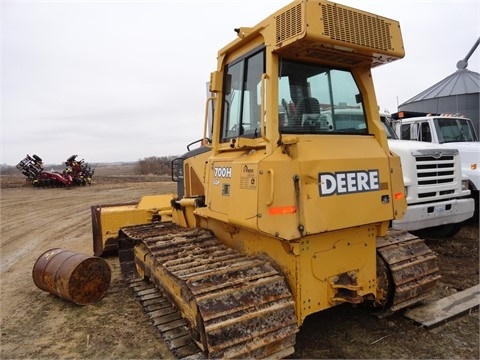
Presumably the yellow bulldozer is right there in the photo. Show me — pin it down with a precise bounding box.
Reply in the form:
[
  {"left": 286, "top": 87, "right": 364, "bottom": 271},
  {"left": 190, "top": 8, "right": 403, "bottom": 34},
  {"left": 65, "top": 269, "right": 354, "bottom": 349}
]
[{"left": 91, "top": 0, "right": 440, "bottom": 358}]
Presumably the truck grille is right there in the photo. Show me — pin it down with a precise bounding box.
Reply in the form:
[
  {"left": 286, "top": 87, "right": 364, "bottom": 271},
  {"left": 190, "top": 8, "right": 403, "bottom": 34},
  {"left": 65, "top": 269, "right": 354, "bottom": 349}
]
[{"left": 415, "top": 154, "right": 456, "bottom": 199}]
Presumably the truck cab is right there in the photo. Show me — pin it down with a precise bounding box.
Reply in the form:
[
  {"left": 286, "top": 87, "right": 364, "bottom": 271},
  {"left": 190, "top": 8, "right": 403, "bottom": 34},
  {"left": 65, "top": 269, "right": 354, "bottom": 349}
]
[
  {"left": 382, "top": 113, "right": 474, "bottom": 237},
  {"left": 392, "top": 113, "right": 479, "bottom": 218}
]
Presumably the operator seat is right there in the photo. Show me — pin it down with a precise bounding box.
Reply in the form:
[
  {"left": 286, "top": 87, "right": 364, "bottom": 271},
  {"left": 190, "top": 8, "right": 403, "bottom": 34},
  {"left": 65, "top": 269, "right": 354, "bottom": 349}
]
[{"left": 294, "top": 97, "right": 321, "bottom": 129}]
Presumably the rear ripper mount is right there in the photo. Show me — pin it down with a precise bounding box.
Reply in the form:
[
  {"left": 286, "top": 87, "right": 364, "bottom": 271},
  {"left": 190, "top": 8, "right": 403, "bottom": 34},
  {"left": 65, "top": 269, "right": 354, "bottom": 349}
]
[{"left": 118, "top": 222, "right": 298, "bottom": 359}]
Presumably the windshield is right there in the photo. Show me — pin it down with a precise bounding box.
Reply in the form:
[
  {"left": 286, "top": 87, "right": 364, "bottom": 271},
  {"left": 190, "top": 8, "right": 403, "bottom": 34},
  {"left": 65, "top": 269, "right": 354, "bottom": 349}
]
[
  {"left": 278, "top": 59, "right": 368, "bottom": 135},
  {"left": 434, "top": 118, "right": 478, "bottom": 143},
  {"left": 380, "top": 116, "right": 398, "bottom": 139}
]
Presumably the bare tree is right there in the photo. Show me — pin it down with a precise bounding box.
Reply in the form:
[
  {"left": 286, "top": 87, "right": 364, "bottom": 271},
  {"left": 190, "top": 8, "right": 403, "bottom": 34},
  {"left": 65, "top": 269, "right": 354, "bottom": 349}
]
[{"left": 135, "top": 156, "right": 176, "bottom": 175}]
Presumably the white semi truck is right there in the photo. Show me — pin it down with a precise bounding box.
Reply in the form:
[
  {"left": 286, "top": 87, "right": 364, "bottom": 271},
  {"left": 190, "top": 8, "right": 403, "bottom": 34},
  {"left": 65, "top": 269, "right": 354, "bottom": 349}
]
[
  {"left": 392, "top": 112, "right": 479, "bottom": 219},
  {"left": 319, "top": 109, "right": 474, "bottom": 238}
]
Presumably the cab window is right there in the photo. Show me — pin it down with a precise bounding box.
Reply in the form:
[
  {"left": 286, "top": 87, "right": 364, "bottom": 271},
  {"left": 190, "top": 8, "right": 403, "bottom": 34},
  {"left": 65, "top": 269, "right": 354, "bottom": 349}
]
[
  {"left": 278, "top": 59, "right": 367, "bottom": 135},
  {"left": 420, "top": 122, "right": 432, "bottom": 142},
  {"left": 221, "top": 48, "right": 265, "bottom": 142},
  {"left": 400, "top": 124, "right": 411, "bottom": 140}
]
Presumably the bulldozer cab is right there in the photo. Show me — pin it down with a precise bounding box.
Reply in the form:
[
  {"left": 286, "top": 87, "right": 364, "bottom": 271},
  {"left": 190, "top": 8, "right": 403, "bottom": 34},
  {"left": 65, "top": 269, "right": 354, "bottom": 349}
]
[
  {"left": 179, "top": 0, "right": 407, "bottom": 240},
  {"left": 219, "top": 55, "right": 369, "bottom": 137}
]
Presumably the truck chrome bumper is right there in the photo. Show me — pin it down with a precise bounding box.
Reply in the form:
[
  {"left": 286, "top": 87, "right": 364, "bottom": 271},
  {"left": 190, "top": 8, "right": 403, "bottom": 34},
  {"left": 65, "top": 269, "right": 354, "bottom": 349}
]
[{"left": 392, "top": 198, "right": 475, "bottom": 231}]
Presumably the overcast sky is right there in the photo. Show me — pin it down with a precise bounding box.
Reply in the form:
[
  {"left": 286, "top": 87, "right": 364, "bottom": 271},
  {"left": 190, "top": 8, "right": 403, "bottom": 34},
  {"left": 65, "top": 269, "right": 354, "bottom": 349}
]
[{"left": 2, "top": 0, "right": 479, "bottom": 166}]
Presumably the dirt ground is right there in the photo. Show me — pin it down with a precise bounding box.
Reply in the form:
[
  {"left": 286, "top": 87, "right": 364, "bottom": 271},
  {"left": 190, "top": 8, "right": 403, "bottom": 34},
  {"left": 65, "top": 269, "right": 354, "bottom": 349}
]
[{"left": 1, "top": 172, "right": 478, "bottom": 359}]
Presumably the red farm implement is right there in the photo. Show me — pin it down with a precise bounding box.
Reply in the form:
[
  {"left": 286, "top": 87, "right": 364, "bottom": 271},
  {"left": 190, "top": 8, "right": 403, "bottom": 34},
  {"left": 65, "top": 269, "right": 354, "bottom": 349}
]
[{"left": 16, "top": 154, "right": 94, "bottom": 188}]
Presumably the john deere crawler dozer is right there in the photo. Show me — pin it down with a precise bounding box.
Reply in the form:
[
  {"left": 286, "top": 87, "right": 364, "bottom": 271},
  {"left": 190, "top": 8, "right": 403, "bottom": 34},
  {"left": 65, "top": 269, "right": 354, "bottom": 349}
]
[{"left": 91, "top": 1, "right": 440, "bottom": 357}]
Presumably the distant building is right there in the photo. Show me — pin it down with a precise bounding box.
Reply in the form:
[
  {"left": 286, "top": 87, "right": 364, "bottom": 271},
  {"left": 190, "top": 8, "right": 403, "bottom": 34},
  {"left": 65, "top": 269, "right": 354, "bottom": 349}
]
[
  {"left": 398, "top": 38, "right": 480, "bottom": 136},
  {"left": 398, "top": 69, "right": 480, "bottom": 135}
]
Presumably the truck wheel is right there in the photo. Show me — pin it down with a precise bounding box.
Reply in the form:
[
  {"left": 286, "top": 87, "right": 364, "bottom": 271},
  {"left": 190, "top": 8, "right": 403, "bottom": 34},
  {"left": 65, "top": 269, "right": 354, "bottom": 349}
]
[{"left": 411, "top": 222, "right": 463, "bottom": 239}]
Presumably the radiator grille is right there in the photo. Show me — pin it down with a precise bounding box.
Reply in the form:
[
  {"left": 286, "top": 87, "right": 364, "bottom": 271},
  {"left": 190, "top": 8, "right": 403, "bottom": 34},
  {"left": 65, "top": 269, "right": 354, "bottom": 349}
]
[
  {"left": 416, "top": 155, "right": 456, "bottom": 199},
  {"left": 275, "top": 3, "right": 303, "bottom": 43},
  {"left": 321, "top": 3, "right": 392, "bottom": 51}
]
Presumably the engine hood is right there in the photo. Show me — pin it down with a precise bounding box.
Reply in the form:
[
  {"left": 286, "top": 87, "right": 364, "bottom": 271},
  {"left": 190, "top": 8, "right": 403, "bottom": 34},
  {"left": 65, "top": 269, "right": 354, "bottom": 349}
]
[
  {"left": 387, "top": 139, "right": 458, "bottom": 156},
  {"left": 442, "top": 142, "right": 480, "bottom": 163}
]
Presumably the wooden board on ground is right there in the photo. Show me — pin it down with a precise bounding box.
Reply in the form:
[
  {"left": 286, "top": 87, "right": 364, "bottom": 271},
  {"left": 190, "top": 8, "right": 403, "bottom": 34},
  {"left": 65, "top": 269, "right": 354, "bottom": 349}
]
[{"left": 404, "top": 284, "right": 480, "bottom": 328}]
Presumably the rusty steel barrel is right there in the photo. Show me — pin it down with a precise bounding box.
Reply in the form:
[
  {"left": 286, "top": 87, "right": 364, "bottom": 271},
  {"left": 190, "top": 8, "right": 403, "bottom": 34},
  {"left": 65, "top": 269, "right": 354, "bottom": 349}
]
[{"left": 32, "top": 248, "right": 111, "bottom": 305}]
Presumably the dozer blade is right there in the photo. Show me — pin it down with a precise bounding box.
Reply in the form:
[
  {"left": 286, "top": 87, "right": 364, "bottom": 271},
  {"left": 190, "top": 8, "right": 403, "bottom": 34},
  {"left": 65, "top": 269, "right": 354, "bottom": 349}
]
[
  {"left": 91, "top": 194, "right": 174, "bottom": 257},
  {"left": 377, "top": 230, "right": 441, "bottom": 315},
  {"left": 118, "top": 222, "right": 298, "bottom": 359}
]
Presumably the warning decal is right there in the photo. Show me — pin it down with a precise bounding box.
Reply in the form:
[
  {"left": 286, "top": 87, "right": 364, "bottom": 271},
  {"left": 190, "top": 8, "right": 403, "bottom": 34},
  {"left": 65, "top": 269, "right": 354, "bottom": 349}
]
[{"left": 240, "top": 164, "right": 257, "bottom": 190}]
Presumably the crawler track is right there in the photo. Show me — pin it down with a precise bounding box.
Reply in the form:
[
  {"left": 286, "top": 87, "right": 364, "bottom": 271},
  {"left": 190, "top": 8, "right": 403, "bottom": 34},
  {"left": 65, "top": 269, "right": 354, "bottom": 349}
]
[
  {"left": 118, "top": 222, "right": 298, "bottom": 359},
  {"left": 376, "top": 230, "right": 441, "bottom": 315},
  {"left": 117, "top": 223, "right": 440, "bottom": 358}
]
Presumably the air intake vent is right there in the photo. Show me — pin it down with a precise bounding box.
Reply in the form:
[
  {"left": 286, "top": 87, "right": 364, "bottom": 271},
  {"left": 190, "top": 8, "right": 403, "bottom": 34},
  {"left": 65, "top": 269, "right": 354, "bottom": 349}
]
[
  {"left": 275, "top": 3, "right": 304, "bottom": 44},
  {"left": 321, "top": 3, "right": 392, "bottom": 51}
]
